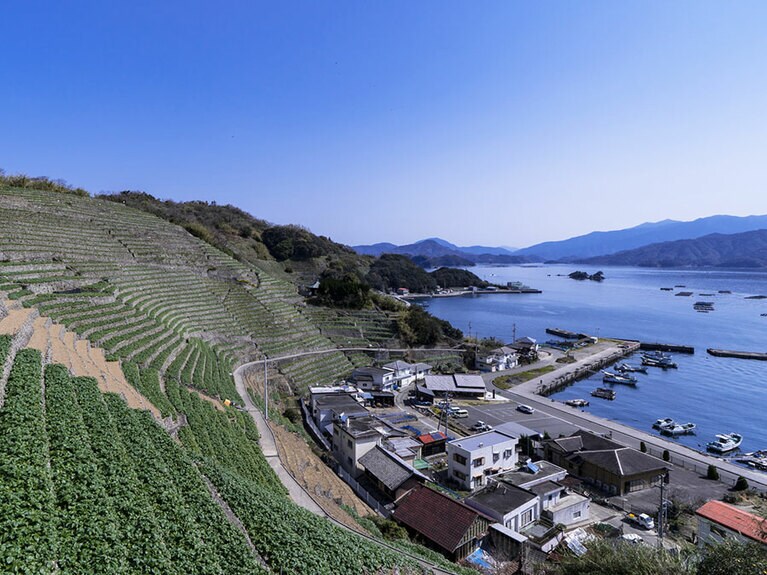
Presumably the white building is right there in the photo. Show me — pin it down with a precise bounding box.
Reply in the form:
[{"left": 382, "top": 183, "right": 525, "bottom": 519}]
[
  {"left": 349, "top": 366, "right": 396, "bottom": 392},
  {"left": 447, "top": 430, "right": 518, "bottom": 491},
  {"left": 476, "top": 346, "right": 519, "bottom": 372},
  {"left": 383, "top": 360, "right": 415, "bottom": 386},
  {"left": 332, "top": 414, "right": 405, "bottom": 478}
]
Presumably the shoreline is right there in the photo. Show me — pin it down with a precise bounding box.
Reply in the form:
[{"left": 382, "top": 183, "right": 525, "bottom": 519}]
[{"left": 402, "top": 288, "right": 542, "bottom": 299}]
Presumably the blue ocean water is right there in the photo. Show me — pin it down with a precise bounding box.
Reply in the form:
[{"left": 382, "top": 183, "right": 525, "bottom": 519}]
[{"left": 424, "top": 265, "right": 767, "bottom": 455}]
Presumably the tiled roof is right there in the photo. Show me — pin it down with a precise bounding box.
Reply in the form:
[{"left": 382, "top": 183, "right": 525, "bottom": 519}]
[
  {"left": 573, "top": 447, "right": 667, "bottom": 477},
  {"left": 393, "top": 486, "right": 482, "bottom": 553},
  {"left": 696, "top": 500, "right": 767, "bottom": 544},
  {"left": 359, "top": 446, "right": 413, "bottom": 491}
]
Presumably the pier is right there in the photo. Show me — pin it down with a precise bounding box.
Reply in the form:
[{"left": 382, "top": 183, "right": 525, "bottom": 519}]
[
  {"left": 536, "top": 340, "right": 640, "bottom": 396},
  {"left": 545, "top": 327, "right": 590, "bottom": 340},
  {"left": 639, "top": 342, "right": 695, "bottom": 354},
  {"left": 707, "top": 348, "right": 767, "bottom": 361}
]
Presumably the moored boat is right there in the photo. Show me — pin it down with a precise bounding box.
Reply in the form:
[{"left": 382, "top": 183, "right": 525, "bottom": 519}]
[
  {"left": 661, "top": 422, "right": 696, "bottom": 436},
  {"left": 615, "top": 363, "right": 647, "bottom": 374},
  {"left": 602, "top": 371, "right": 638, "bottom": 385},
  {"left": 641, "top": 356, "right": 678, "bottom": 369},
  {"left": 565, "top": 398, "right": 590, "bottom": 407},
  {"left": 653, "top": 418, "right": 675, "bottom": 430},
  {"left": 591, "top": 388, "right": 616, "bottom": 400},
  {"left": 706, "top": 433, "right": 743, "bottom": 454}
]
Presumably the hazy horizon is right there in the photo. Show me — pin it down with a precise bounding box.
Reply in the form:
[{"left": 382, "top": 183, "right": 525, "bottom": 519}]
[{"left": 3, "top": 2, "right": 766, "bottom": 246}]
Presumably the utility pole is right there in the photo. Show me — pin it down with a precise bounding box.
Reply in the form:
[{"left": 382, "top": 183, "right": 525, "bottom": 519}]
[
  {"left": 658, "top": 473, "right": 666, "bottom": 545},
  {"left": 512, "top": 322, "right": 517, "bottom": 344},
  {"left": 263, "top": 354, "right": 269, "bottom": 421}
]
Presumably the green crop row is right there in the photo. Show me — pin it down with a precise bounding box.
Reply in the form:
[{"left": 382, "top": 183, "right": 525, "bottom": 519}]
[{"left": 0, "top": 349, "right": 58, "bottom": 573}]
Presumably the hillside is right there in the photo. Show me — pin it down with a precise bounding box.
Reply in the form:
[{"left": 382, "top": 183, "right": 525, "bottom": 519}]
[
  {"left": 353, "top": 237, "right": 527, "bottom": 265},
  {"left": 514, "top": 214, "right": 767, "bottom": 261},
  {"left": 580, "top": 229, "right": 767, "bottom": 268},
  {"left": 0, "top": 184, "right": 463, "bottom": 574}
]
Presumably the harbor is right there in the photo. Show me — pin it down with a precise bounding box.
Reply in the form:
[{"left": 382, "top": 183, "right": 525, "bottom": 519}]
[{"left": 425, "top": 264, "right": 767, "bottom": 479}]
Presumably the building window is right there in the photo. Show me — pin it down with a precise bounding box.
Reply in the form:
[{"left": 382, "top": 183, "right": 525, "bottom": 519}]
[
  {"left": 472, "top": 457, "right": 485, "bottom": 467},
  {"left": 474, "top": 475, "right": 484, "bottom": 487},
  {"left": 503, "top": 449, "right": 513, "bottom": 458},
  {"left": 453, "top": 470, "right": 467, "bottom": 480},
  {"left": 347, "top": 457, "right": 352, "bottom": 465},
  {"left": 453, "top": 454, "right": 467, "bottom": 465},
  {"left": 573, "top": 511, "right": 581, "bottom": 519},
  {"left": 347, "top": 439, "right": 352, "bottom": 449},
  {"left": 493, "top": 453, "right": 500, "bottom": 463},
  {"left": 521, "top": 509, "right": 533, "bottom": 527}
]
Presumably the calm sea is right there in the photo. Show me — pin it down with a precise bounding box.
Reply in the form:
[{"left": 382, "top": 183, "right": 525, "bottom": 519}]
[{"left": 423, "top": 265, "right": 767, "bottom": 455}]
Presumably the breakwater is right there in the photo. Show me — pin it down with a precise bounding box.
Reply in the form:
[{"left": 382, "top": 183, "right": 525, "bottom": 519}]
[
  {"left": 707, "top": 348, "right": 767, "bottom": 361},
  {"left": 639, "top": 342, "right": 695, "bottom": 354}
]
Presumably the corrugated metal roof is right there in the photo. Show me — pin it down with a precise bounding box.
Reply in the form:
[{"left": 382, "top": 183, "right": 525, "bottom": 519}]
[{"left": 696, "top": 500, "right": 767, "bottom": 544}]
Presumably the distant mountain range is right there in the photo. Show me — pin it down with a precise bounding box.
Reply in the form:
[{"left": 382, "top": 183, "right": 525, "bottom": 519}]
[
  {"left": 514, "top": 214, "right": 767, "bottom": 261},
  {"left": 580, "top": 229, "right": 767, "bottom": 269},
  {"left": 354, "top": 214, "right": 767, "bottom": 268},
  {"left": 353, "top": 238, "right": 526, "bottom": 267}
]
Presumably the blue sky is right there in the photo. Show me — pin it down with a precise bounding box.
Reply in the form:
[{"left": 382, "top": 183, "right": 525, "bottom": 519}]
[{"left": 2, "top": 1, "right": 766, "bottom": 247}]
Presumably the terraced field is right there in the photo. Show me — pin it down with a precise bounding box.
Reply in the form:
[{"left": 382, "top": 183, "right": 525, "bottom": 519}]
[
  {"left": 0, "top": 187, "right": 358, "bottom": 396},
  {"left": 0, "top": 186, "right": 438, "bottom": 574}
]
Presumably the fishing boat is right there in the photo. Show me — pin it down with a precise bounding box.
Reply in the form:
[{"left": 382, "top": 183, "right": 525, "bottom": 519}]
[
  {"left": 693, "top": 301, "right": 714, "bottom": 312},
  {"left": 615, "top": 363, "right": 647, "bottom": 374},
  {"left": 565, "top": 398, "right": 590, "bottom": 407},
  {"left": 706, "top": 433, "right": 743, "bottom": 454},
  {"left": 602, "top": 371, "right": 638, "bottom": 385},
  {"left": 591, "top": 388, "right": 616, "bottom": 400},
  {"left": 661, "top": 422, "right": 696, "bottom": 436},
  {"left": 641, "top": 355, "right": 677, "bottom": 369},
  {"left": 653, "top": 418, "right": 675, "bottom": 430}
]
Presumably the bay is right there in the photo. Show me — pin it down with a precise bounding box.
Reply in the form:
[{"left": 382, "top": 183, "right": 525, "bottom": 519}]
[{"left": 424, "top": 265, "right": 767, "bottom": 457}]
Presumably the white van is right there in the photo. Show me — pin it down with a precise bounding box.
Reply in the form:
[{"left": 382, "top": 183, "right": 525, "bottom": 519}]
[{"left": 451, "top": 408, "right": 469, "bottom": 418}]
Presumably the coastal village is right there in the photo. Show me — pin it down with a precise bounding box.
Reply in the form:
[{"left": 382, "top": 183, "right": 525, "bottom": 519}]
[{"left": 300, "top": 332, "right": 767, "bottom": 572}]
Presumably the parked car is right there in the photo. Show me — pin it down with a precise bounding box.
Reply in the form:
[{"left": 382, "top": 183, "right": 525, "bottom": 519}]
[
  {"left": 471, "top": 421, "right": 492, "bottom": 432},
  {"left": 627, "top": 513, "right": 655, "bottom": 530},
  {"left": 620, "top": 533, "right": 644, "bottom": 545},
  {"left": 517, "top": 404, "right": 535, "bottom": 414},
  {"left": 450, "top": 408, "right": 469, "bottom": 418}
]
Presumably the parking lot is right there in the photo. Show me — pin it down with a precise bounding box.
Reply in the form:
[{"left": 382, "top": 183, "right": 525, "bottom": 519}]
[{"left": 456, "top": 400, "right": 580, "bottom": 439}]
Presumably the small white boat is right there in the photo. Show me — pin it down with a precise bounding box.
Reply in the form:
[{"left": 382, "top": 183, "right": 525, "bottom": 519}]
[
  {"left": 706, "top": 433, "right": 743, "bottom": 454},
  {"left": 661, "top": 422, "right": 696, "bottom": 436},
  {"left": 615, "top": 363, "right": 647, "bottom": 374},
  {"left": 653, "top": 418, "right": 675, "bottom": 430}
]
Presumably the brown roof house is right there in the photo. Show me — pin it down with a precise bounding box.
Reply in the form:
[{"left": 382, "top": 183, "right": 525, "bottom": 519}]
[
  {"left": 358, "top": 445, "right": 427, "bottom": 504},
  {"left": 541, "top": 430, "right": 668, "bottom": 496},
  {"left": 393, "top": 485, "right": 491, "bottom": 560}
]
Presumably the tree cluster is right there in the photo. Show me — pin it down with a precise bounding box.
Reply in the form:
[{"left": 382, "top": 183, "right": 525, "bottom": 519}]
[
  {"left": 366, "top": 254, "right": 438, "bottom": 293},
  {"left": 397, "top": 306, "right": 463, "bottom": 346},
  {"left": 261, "top": 225, "right": 353, "bottom": 261}
]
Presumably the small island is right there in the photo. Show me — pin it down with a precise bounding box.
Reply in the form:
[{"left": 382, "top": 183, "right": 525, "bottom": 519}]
[{"left": 568, "top": 270, "right": 605, "bottom": 282}]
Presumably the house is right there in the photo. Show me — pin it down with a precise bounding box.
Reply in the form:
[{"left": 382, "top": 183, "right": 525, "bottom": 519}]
[
  {"left": 384, "top": 436, "right": 423, "bottom": 463},
  {"left": 349, "top": 366, "right": 396, "bottom": 392},
  {"left": 465, "top": 482, "right": 539, "bottom": 532},
  {"left": 541, "top": 430, "right": 668, "bottom": 496},
  {"left": 332, "top": 414, "right": 405, "bottom": 478},
  {"left": 498, "top": 460, "right": 590, "bottom": 527},
  {"left": 396, "top": 287, "right": 410, "bottom": 296},
  {"left": 417, "top": 374, "right": 487, "bottom": 401},
  {"left": 476, "top": 346, "right": 519, "bottom": 372},
  {"left": 696, "top": 500, "right": 767, "bottom": 549},
  {"left": 383, "top": 360, "right": 415, "bottom": 386},
  {"left": 308, "top": 388, "right": 368, "bottom": 434},
  {"left": 358, "top": 445, "right": 427, "bottom": 503},
  {"left": 393, "top": 485, "right": 491, "bottom": 560},
  {"left": 412, "top": 362, "right": 432, "bottom": 381},
  {"left": 510, "top": 337, "right": 539, "bottom": 361},
  {"left": 447, "top": 430, "right": 519, "bottom": 491},
  {"left": 417, "top": 431, "right": 448, "bottom": 457}
]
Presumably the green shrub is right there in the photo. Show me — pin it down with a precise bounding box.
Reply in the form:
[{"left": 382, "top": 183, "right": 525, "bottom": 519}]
[
  {"left": 733, "top": 476, "right": 749, "bottom": 491},
  {"left": 707, "top": 464, "right": 720, "bottom": 480}
]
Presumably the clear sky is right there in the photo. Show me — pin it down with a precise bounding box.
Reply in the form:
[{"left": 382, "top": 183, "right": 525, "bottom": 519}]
[{"left": 2, "top": 1, "right": 766, "bottom": 248}]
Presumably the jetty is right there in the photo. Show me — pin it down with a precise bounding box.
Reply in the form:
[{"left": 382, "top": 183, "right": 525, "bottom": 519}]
[
  {"left": 639, "top": 342, "right": 694, "bottom": 354},
  {"left": 707, "top": 348, "right": 767, "bottom": 361},
  {"left": 545, "top": 327, "right": 589, "bottom": 340}
]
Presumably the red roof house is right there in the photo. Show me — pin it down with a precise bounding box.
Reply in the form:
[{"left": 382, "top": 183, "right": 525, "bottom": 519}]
[{"left": 696, "top": 500, "right": 767, "bottom": 548}]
